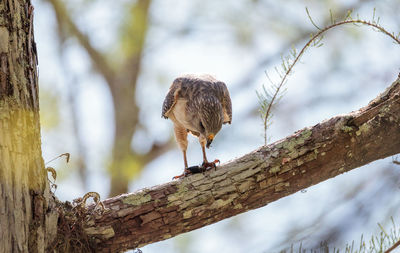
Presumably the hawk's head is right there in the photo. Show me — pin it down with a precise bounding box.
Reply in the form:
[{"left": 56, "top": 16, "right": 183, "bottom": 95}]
[{"left": 200, "top": 97, "right": 223, "bottom": 148}]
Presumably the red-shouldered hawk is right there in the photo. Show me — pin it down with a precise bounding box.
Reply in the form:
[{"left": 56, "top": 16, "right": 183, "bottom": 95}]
[{"left": 162, "top": 74, "right": 232, "bottom": 178}]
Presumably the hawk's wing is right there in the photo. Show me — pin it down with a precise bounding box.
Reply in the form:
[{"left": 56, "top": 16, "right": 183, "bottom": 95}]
[
  {"left": 162, "top": 80, "right": 182, "bottom": 119},
  {"left": 216, "top": 81, "right": 232, "bottom": 124}
]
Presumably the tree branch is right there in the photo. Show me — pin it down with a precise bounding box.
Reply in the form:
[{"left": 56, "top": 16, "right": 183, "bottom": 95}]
[
  {"left": 82, "top": 76, "right": 400, "bottom": 252},
  {"left": 46, "top": 0, "right": 115, "bottom": 85},
  {"left": 385, "top": 238, "right": 400, "bottom": 253}
]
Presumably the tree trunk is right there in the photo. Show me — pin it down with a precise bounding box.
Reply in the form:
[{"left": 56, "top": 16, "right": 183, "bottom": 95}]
[
  {"left": 108, "top": 0, "right": 151, "bottom": 197},
  {"left": 1, "top": 2, "right": 399, "bottom": 252},
  {"left": 0, "top": 1, "right": 57, "bottom": 252},
  {"left": 83, "top": 77, "right": 400, "bottom": 252},
  {"left": 46, "top": 0, "right": 153, "bottom": 197}
]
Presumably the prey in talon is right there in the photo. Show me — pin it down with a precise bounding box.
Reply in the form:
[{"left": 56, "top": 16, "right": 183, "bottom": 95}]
[{"left": 162, "top": 74, "right": 232, "bottom": 179}]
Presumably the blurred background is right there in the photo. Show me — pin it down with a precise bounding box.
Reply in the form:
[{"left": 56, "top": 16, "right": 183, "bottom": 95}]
[{"left": 33, "top": 0, "right": 400, "bottom": 252}]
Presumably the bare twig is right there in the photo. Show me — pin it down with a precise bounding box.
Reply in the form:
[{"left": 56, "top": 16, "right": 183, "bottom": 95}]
[
  {"left": 258, "top": 9, "right": 400, "bottom": 145},
  {"left": 45, "top": 153, "right": 70, "bottom": 165},
  {"left": 232, "top": 0, "right": 371, "bottom": 93},
  {"left": 385, "top": 239, "right": 400, "bottom": 253}
]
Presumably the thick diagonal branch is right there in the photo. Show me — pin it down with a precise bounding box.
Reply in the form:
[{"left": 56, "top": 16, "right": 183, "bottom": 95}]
[{"left": 83, "top": 77, "right": 400, "bottom": 252}]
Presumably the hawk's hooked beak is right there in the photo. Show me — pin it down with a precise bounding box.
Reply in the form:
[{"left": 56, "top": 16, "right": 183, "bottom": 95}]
[{"left": 206, "top": 134, "right": 214, "bottom": 148}]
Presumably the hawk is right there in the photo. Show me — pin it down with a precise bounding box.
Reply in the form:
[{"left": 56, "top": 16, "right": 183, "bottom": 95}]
[{"left": 162, "top": 74, "right": 232, "bottom": 178}]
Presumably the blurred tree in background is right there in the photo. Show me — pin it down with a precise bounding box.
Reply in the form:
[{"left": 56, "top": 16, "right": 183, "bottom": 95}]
[
  {"left": 34, "top": 0, "right": 400, "bottom": 252},
  {"left": 45, "top": 0, "right": 159, "bottom": 196}
]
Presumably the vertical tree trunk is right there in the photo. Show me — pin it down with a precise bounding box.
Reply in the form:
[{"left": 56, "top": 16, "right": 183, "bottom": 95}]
[
  {"left": 0, "top": 1, "right": 58, "bottom": 252},
  {"left": 109, "top": 0, "right": 151, "bottom": 197}
]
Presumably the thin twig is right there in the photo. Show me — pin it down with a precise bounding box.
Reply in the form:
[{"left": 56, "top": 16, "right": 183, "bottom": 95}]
[
  {"left": 261, "top": 18, "right": 400, "bottom": 143},
  {"left": 385, "top": 239, "right": 400, "bottom": 253},
  {"left": 45, "top": 153, "right": 70, "bottom": 165}
]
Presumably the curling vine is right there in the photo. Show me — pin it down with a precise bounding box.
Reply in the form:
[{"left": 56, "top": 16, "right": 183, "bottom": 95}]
[{"left": 258, "top": 8, "right": 400, "bottom": 145}]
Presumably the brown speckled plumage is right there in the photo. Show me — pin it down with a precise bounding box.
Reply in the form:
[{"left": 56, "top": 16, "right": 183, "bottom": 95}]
[{"left": 162, "top": 74, "right": 232, "bottom": 170}]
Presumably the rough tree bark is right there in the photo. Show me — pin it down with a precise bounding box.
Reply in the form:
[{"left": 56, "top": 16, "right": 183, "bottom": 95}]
[
  {"left": 81, "top": 76, "right": 400, "bottom": 252},
  {"left": 1, "top": 2, "right": 399, "bottom": 252},
  {"left": 0, "top": 1, "right": 57, "bottom": 252}
]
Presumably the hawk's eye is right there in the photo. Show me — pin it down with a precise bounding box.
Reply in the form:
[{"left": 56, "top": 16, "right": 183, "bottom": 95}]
[{"left": 199, "top": 121, "right": 205, "bottom": 132}]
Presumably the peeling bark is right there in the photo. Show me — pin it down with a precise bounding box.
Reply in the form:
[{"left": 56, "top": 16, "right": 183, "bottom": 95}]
[
  {"left": 0, "top": 1, "right": 57, "bottom": 252},
  {"left": 83, "top": 77, "right": 400, "bottom": 252}
]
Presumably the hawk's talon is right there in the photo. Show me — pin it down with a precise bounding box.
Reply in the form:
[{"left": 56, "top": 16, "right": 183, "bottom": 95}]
[
  {"left": 172, "top": 169, "right": 192, "bottom": 180},
  {"left": 201, "top": 159, "right": 220, "bottom": 171},
  {"left": 172, "top": 174, "right": 183, "bottom": 180},
  {"left": 213, "top": 159, "right": 220, "bottom": 171}
]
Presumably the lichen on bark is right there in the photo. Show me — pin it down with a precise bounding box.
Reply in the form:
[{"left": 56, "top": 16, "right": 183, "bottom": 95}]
[
  {"left": 80, "top": 77, "right": 400, "bottom": 253},
  {"left": 1, "top": 0, "right": 58, "bottom": 252}
]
